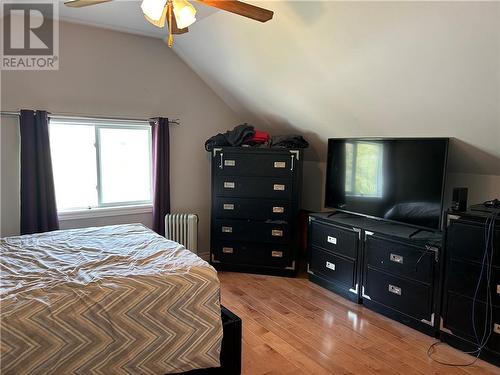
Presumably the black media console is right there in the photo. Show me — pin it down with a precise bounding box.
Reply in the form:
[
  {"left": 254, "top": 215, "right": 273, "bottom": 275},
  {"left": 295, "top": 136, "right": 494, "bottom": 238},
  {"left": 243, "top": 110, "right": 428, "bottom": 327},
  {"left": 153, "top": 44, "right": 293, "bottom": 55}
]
[
  {"left": 308, "top": 212, "right": 442, "bottom": 336},
  {"left": 308, "top": 209, "right": 500, "bottom": 366}
]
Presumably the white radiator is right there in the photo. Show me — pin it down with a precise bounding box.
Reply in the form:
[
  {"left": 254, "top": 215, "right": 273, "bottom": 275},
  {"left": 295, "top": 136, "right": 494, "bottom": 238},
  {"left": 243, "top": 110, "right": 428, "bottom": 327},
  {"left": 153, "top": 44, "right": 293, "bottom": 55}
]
[{"left": 164, "top": 213, "right": 198, "bottom": 253}]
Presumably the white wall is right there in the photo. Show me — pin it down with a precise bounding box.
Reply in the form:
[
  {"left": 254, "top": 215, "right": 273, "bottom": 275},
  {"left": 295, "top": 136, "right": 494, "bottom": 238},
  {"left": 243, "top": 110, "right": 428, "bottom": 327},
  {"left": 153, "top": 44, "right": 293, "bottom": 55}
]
[
  {"left": 0, "top": 21, "right": 242, "bottom": 255},
  {"left": 174, "top": 1, "right": 500, "bottom": 205}
]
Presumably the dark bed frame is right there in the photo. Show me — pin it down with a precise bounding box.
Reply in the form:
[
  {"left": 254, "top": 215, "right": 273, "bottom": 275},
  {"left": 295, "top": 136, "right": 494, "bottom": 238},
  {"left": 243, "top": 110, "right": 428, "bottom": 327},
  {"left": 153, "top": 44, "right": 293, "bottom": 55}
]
[{"left": 181, "top": 306, "right": 242, "bottom": 375}]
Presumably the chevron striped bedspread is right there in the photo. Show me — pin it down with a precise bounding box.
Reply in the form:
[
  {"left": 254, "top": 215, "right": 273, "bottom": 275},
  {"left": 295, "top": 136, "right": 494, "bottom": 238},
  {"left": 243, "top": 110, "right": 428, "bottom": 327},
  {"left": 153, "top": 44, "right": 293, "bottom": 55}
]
[{"left": 0, "top": 224, "right": 223, "bottom": 374}]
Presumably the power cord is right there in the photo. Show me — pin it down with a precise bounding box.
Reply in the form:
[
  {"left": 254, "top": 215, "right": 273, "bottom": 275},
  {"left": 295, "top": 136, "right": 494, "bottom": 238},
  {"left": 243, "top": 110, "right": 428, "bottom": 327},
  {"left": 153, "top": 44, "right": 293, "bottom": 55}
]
[{"left": 427, "top": 212, "right": 498, "bottom": 366}]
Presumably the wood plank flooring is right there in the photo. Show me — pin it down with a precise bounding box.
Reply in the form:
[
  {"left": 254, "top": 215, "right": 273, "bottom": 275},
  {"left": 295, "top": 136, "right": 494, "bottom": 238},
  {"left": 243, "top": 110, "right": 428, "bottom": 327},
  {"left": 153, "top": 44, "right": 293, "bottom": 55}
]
[{"left": 218, "top": 271, "right": 500, "bottom": 375}]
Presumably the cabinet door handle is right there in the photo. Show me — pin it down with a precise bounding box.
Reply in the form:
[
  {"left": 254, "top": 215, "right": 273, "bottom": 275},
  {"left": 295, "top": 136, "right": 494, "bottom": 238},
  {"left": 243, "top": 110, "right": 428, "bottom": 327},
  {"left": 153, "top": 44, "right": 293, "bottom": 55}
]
[
  {"left": 390, "top": 253, "right": 404, "bottom": 264},
  {"left": 290, "top": 154, "right": 295, "bottom": 171},
  {"left": 326, "top": 261, "right": 335, "bottom": 271},
  {"left": 271, "top": 251, "right": 283, "bottom": 258},
  {"left": 223, "top": 182, "right": 235, "bottom": 189},
  {"left": 271, "top": 229, "right": 284, "bottom": 237},
  {"left": 219, "top": 152, "right": 223, "bottom": 169},
  {"left": 224, "top": 159, "right": 236, "bottom": 167},
  {"left": 223, "top": 203, "right": 234, "bottom": 210},
  {"left": 273, "top": 184, "right": 285, "bottom": 191},
  {"left": 221, "top": 226, "right": 233, "bottom": 233},
  {"left": 274, "top": 161, "right": 286, "bottom": 169},
  {"left": 388, "top": 284, "right": 402, "bottom": 295},
  {"left": 222, "top": 247, "right": 234, "bottom": 254}
]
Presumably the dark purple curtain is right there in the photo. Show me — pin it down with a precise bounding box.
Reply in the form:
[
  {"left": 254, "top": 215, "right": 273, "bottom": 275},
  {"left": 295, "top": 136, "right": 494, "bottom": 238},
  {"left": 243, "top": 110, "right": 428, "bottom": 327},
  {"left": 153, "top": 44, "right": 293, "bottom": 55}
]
[
  {"left": 150, "top": 117, "right": 171, "bottom": 236},
  {"left": 20, "top": 109, "right": 59, "bottom": 234}
]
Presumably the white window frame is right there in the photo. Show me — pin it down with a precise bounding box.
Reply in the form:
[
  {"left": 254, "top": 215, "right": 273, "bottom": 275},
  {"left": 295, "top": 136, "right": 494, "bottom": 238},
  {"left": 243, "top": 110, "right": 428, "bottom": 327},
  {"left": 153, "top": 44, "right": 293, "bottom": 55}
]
[{"left": 49, "top": 117, "right": 153, "bottom": 220}]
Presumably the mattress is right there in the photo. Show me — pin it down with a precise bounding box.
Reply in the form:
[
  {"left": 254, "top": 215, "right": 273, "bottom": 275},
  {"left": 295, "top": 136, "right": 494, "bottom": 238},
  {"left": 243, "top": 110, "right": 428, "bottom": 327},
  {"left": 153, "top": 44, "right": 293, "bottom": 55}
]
[{"left": 0, "top": 224, "right": 223, "bottom": 374}]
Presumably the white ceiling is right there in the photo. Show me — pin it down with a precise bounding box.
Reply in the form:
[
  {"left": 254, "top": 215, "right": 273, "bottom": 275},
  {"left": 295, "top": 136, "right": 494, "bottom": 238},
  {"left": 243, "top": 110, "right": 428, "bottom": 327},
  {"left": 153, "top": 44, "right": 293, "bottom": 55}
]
[
  {"left": 58, "top": 0, "right": 218, "bottom": 39},
  {"left": 57, "top": 1, "right": 500, "bottom": 175}
]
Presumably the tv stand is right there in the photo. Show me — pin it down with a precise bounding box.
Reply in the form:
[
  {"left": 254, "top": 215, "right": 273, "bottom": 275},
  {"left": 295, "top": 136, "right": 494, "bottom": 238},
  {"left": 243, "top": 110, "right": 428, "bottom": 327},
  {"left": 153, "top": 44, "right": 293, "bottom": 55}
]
[
  {"left": 408, "top": 228, "right": 434, "bottom": 238},
  {"left": 326, "top": 211, "right": 342, "bottom": 218},
  {"left": 307, "top": 212, "right": 443, "bottom": 336}
]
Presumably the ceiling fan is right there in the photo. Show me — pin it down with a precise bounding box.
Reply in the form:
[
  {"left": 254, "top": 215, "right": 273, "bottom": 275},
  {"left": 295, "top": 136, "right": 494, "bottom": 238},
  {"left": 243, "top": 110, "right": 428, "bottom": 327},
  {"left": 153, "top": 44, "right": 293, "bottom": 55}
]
[{"left": 64, "top": 0, "right": 274, "bottom": 47}]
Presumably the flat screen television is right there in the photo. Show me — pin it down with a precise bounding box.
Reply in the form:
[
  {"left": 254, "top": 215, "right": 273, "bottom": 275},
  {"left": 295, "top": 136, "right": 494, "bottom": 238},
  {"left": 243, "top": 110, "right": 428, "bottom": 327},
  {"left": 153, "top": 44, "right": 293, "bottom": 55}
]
[{"left": 325, "top": 138, "right": 449, "bottom": 230}]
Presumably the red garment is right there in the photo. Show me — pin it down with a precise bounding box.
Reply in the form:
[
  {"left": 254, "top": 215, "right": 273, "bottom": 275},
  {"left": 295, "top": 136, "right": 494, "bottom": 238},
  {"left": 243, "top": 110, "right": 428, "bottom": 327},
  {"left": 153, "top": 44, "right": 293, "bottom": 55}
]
[{"left": 245, "top": 130, "right": 269, "bottom": 144}]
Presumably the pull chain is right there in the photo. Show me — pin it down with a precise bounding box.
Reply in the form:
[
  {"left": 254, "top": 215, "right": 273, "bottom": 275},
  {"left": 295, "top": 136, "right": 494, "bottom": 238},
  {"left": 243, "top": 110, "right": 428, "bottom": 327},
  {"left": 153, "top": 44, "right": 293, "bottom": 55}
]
[{"left": 167, "top": 1, "right": 173, "bottom": 48}]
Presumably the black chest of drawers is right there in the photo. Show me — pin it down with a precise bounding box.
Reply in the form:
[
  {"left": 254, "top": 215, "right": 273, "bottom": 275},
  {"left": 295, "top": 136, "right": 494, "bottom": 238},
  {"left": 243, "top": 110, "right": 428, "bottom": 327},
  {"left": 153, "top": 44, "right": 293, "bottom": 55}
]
[
  {"left": 308, "top": 212, "right": 442, "bottom": 336},
  {"left": 210, "top": 147, "right": 302, "bottom": 276},
  {"left": 440, "top": 210, "right": 500, "bottom": 365}
]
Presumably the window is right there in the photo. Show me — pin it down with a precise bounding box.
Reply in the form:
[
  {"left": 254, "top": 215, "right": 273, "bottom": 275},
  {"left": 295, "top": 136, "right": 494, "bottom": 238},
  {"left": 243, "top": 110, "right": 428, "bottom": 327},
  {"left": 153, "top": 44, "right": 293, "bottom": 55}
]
[
  {"left": 345, "top": 141, "right": 384, "bottom": 198},
  {"left": 49, "top": 118, "right": 152, "bottom": 212}
]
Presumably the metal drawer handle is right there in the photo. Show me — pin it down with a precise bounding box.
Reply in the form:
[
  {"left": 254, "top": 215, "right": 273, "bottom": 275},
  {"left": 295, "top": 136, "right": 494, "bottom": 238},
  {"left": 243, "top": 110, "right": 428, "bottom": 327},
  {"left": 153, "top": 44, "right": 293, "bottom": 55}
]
[
  {"left": 271, "top": 251, "right": 283, "bottom": 258},
  {"left": 224, "top": 159, "right": 236, "bottom": 167},
  {"left": 326, "top": 261, "right": 335, "bottom": 271},
  {"left": 223, "top": 203, "right": 234, "bottom": 210},
  {"left": 273, "top": 184, "right": 285, "bottom": 191},
  {"left": 223, "top": 182, "right": 235, "bottom": 189},
  {"left": 327, "top": 236, "right": 337, "bottom": 245},
  {"left": 272, "top": 206, "right": 284, "bottom": 214},
  {"left": 388, "top": 284, "right": 402, "bottom": 296},
  {"left": 274, "top": 161, "right": 286, "bottom": 168},
  {"left": 221, "top": 226, "right": 233, "bottom": 233},
  {"left": 271, "top": 229, "right": 283, "bottom": 237},
  {"left": 390, "top": 253, "right": 404, "bottom": 264},
  {"left": 222, "top": 247, "right": 234, "bottom": 254}
]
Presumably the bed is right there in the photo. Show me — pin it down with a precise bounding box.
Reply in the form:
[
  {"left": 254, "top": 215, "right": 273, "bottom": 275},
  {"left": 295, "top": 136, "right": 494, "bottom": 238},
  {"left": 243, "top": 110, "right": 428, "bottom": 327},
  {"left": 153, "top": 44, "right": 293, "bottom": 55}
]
[{"left": 0, "top": 224, "right": 224, "bottom": 374}]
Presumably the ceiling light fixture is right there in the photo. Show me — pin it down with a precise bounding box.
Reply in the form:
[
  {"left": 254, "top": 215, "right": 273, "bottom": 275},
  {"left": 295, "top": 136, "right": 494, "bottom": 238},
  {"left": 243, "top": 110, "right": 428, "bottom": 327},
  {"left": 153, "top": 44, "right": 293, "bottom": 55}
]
[
  {"left": 141, "top": 0, "right": 167, "bottom": 22},
  {"left": 141, "top": 0, "right": 196, "bottom": 47},
  {"left": 172, "top": 0, "right": 196, "bottom": 29}
]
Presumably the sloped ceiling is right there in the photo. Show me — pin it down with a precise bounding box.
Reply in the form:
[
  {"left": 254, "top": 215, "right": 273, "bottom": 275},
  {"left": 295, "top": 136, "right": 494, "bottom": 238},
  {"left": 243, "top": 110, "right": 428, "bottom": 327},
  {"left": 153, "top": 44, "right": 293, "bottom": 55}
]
[{"left": 171, "top": 1, "right": 500, "bottom": 174}]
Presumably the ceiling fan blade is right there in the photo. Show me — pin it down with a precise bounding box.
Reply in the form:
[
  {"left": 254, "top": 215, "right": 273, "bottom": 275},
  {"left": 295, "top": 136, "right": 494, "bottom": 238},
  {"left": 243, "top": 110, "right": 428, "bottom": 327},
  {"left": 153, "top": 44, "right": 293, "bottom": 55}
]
[
  {"left": 64, "top": 0, "right": 112, "bottom": 7},
  {"left": 196, "top": 1, "right": 273, "bottom": 22}
]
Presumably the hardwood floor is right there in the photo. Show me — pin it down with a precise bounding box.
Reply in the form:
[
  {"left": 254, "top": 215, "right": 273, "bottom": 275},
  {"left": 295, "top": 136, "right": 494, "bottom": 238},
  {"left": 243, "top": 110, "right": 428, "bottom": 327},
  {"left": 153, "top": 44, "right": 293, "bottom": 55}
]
[{"left": 218, "top": 271, "right": 500, "bottom": 375}]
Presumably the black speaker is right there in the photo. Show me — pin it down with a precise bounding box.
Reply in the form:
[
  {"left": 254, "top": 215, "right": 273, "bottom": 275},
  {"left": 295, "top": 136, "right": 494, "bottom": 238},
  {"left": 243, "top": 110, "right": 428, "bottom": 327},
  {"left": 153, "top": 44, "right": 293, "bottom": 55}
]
[{"left": 451, "top": 187, "right": 468, "bottom": 212}]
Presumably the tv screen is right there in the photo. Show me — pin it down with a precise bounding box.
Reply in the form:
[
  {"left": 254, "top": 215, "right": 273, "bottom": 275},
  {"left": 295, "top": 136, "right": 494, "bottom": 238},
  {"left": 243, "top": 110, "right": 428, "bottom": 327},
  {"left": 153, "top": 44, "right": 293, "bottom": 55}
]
[{"left": 325, "top": 138, "right": 449, "bottom": 230}]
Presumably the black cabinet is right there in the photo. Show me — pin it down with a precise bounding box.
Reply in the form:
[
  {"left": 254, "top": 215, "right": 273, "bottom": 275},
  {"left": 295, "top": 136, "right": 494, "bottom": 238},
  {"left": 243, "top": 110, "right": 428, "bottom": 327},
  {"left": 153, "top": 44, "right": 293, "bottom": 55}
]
[
  {"left": 308, "top": 212, "right": 442, "bottom": 335},
  {"left": 210, "top": 147, "right": 302, "bottom": 276},
  {"left": 440, "top": 210, "right": 500, "bottom": 365},
  {"left": 308, "top": 216, "right": 361, "bottom": 302}
]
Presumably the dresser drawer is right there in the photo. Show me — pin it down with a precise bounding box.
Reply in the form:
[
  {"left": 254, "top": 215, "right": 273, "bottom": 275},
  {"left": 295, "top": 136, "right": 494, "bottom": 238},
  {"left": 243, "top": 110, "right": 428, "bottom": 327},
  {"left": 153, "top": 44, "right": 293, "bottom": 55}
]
[
  {"left": 447, "top": 221, "right": 500, "bottom": 266},
  {"left": 213, "top": 219, "right": 289, "bottom": 244},
  {"left": 363, "top": 267, "right": 433, "bottom": 321},
  {"left": 214, "top": 150, "right": 297, "bottom": 177},
  {"left": 212, "top": 241, "right": 291, "bottom": 268},
  {"left": 443, "top": 292, "right": 500, "bottom": 352},
  {"left": 446, "top": 259, "right": 500, "bottom": 304},
  {"left": 213, "top": 198, "right": 291, "bottom": 221},
  {"left": 214, "top": 176, "right": 292, "bottom": 200},
  {"left": 309, "top": 220, "right": 358, "bottom": 259},
  {"left": 365, "top": 235, "right": 435, "bottom": 284},
  {"left": 309, "top": 246, "right": 356, "bottom": 288}
]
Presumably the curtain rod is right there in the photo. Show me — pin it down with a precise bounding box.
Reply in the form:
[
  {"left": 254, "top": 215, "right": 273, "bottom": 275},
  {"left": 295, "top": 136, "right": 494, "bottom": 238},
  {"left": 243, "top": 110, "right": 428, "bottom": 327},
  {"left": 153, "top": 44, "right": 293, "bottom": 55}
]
[{"left": 0, "top": 111, "right": 180, "bottom": 126}]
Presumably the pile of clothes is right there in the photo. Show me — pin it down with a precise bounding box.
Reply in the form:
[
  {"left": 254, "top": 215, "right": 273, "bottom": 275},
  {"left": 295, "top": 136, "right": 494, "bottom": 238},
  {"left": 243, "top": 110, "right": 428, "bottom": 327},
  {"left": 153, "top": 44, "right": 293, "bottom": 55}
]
[{"left": 205, "top": 123, "right": 308, "bottom": 151}]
